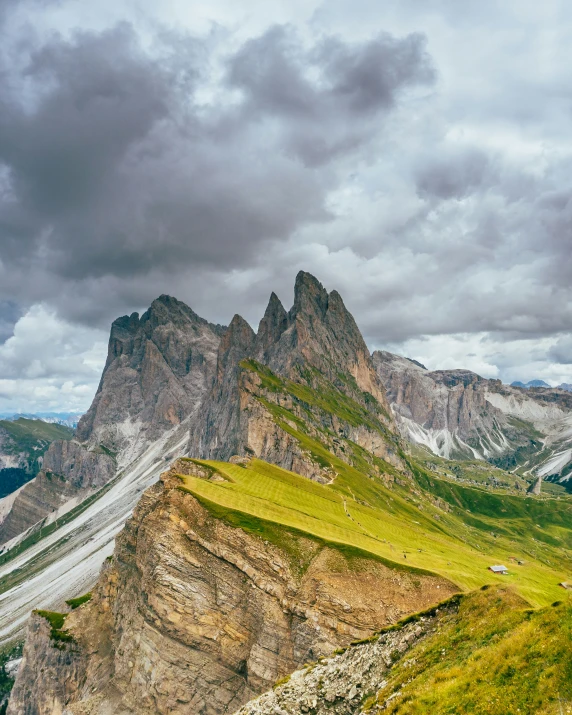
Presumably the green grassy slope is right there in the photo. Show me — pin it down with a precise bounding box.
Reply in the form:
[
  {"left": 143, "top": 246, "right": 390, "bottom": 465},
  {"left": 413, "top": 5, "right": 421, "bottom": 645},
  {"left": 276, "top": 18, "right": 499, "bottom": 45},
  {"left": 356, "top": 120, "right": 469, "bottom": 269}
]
[
  {"left": 0, "top": 418, "right": 73, "bottom": 473},
  {"left": 175, "top": 359, "right": 572, "bottom": 607},
  {"left": 178, "top": 456, "right": 572, "bottom": 607},
  {"left": 371, "top": 585, "right": 572, "bottom": 714}
]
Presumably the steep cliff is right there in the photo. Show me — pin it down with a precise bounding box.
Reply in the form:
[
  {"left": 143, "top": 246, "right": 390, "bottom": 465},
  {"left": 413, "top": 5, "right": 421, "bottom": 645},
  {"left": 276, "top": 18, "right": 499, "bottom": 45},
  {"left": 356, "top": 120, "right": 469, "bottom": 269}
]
[
  {"left": 373, "top": 350, "right": 572, "bottom": 481},
  {"left": 234, "top": 596, "right": 460, "bottom": 715},
  {"left": 234, "top": 586, "right": 572, "bottom": 715},
  {"left": 77, "top": 295, "right": 225, "bottom": 459},
  {"left": 8, "top": 460, "right": 455, "bottom": 715},
  {"left": 190, "top": 272, "right": 403, "bottom": 480},
  {"left": 0, "top": 441, "right": 115, "bottom": 545}
]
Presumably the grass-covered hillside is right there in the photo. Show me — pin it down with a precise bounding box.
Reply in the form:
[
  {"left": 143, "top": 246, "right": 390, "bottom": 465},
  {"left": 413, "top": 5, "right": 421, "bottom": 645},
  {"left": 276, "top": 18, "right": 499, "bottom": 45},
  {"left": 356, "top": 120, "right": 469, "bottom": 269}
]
[
  {"left": 372, "top": 585, "right": 572, "bottom": 714},
  {"left": 178, "top": 456, "right": 572, "bottom": 607},
  {"left": 0, "top": 418, "right": 74, "bottom": 497}
]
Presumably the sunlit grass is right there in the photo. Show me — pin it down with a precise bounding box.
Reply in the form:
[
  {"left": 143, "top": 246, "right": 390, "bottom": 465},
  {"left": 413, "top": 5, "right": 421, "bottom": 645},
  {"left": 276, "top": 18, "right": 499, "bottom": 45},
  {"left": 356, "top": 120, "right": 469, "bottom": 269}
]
[{"left": 179, "top": 457, "right": 572, "bottom": 606}]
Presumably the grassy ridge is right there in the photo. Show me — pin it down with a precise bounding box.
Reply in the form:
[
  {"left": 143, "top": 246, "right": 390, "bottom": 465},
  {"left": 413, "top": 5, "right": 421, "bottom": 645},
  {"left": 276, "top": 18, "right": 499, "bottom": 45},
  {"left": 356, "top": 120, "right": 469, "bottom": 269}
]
[
  {"left": 373, "top": 585, "right": 572, "bottom": 714},
  {"left": 179, "top": 457, "right": 572, "bottom": 606}
]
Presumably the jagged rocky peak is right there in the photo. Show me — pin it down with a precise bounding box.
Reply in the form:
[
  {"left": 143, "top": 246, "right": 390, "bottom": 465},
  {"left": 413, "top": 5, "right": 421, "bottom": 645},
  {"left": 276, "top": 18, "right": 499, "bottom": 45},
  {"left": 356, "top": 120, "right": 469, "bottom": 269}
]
[
  {"left": 188, "top": 271, "right": 402, "bottom": 476},
  {"left": 217, "top": 314, "right": 256, "bottom": 384},
  {"left": 77, "top": 294, "right": 226, "bottom": 455},
  {"left": 254, "top": 292, "right": 288, "bottom": 359},
  {"left": 262, "top": 271, "right": 387, "bottom": 401}
]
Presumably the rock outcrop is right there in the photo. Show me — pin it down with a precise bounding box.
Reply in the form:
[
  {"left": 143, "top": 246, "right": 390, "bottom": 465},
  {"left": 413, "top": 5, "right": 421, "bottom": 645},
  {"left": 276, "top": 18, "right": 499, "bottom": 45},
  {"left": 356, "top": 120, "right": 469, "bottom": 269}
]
[
  {"left": 0, "top": 441, "right": 115, "bottom": 544},
  {"left": 233, "top": 598, "right": 459, "bottom": 715},
  {"left": 76, "top": 295, "right": 225, "bottom": 458},
  {"left": 527, "top": 476, "right": 542, "bottom": 495},
  {"left": 8, "top": 461, "right": 455, "bottom": 714},
  {"left": 190, "top": 273, "right": 403, "bottom": 479},
  {"left": 373, "top": 350, "right": 572, "bottom": 480}
]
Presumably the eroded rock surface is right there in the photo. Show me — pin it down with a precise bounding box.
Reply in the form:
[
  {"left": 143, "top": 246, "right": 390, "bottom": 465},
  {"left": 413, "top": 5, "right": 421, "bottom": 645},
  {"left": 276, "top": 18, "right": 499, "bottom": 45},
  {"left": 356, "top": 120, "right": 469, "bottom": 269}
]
[
  {"left": 233, "top": 600, "right": 458, "bottom": 715},
  {"left": 77, "top": 295, "right": 225, "bottom": 456},
  {"left": 0, "top": 441, "right": 115, "bottom": 544},
  {"left": 8, "top": 462, "right": 455, "bottom": 714},
  {"left": 190, "top": 273, "right": 404, "bottom": 479},
  {"left": 373, "top": 350, "right": 572, "bottom": 479}
]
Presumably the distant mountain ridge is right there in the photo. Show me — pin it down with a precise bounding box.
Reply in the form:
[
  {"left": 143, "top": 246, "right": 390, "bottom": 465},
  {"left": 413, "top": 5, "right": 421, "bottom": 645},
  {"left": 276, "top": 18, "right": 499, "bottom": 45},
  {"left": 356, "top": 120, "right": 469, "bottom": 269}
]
[
  {"left": 511, "top": 379, "right": 551, "bottom": 388},
  {"left": 0, "top": 413, "right": 83, "bottom": 428},
  {"left": 374, "top": 352, "right": 572, "bottom": 482},
  {"left": 510, "top": 379, "right": 572, "bottom": 392}
]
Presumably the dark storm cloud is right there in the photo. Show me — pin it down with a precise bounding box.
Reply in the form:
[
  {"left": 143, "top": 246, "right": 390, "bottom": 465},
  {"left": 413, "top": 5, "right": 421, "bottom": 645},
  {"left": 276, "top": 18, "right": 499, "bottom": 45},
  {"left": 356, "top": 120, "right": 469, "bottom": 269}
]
[
  {"left": 0, "top": 301, "right": 22, "bottom": 343},
  {"left": 415, "top": 148, "right": 492, "bottom": 200},
  {"left": 228, "top": 26, "right": 434, "bottom": 165},
  {"left": 0, "top": 19, "right": 434, "bottom": 323}
]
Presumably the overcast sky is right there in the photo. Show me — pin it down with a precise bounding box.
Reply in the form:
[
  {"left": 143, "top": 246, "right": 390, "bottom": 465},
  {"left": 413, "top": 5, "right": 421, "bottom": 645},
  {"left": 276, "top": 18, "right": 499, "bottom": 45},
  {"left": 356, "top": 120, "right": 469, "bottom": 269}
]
[{"left": 0, "top": 0, "right": 571, "bottom": 413}]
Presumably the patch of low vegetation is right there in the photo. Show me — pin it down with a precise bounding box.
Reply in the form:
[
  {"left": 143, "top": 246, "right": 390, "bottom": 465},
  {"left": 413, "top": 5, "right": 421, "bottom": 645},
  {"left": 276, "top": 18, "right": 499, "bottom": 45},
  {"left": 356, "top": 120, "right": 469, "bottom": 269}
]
[
  {"left": 371, "top": 585, "right": 572, "bottom": 714},
  {"left": 65, "top": 592, "right": 92, "bottom": 609},
  {"left": 179, "top": 455, "right": 572, "bottom": 606},
  {"left": 0, "top": 640, "right": 23, "bottom": 714},
  {"left": 0, "top": 468, "right": 33, "bottom": 499},
  {"left": 33, "top": 610, "right": 73, "bottom": 649},
  {"left": 0, "top": 418, "right": 73, "bottom": 475},
  {"left": 239, "top": 359, "right": 395, "bottom": 443}
]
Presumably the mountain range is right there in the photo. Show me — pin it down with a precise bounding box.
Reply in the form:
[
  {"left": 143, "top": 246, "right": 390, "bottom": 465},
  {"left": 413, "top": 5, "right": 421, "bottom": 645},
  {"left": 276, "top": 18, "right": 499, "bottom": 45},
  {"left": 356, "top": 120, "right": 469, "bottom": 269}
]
[{"left": 3, "top": 272, "right": 572, "bottom": 714}]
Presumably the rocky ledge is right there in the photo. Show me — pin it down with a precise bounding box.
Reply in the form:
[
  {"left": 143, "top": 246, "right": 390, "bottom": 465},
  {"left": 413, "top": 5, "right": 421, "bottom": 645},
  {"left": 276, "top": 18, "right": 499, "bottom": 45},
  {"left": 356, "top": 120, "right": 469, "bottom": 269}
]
[
  {"left": 8, "top": 460, "right": 455, "bottom": 715},
  {"left": 233, "top": 596, "right": 461, "bottom": 715}
]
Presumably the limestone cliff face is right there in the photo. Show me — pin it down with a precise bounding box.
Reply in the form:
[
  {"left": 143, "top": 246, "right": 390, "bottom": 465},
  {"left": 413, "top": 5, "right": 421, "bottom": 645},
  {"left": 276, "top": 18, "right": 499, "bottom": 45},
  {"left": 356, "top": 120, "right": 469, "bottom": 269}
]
[
  {"left": 373, "top": 350, "right": 572, "bottom": 478},
  {"left": 8, "top": 461, "right": 455, "bottom": 715},
  {"left": 372, "top": 351, "right": 509, "bottom": 460},
  {"left": 190, "top": 273, "right": 403, "bottom": 478},
  {"left": 0, "top": 441, "right": 115, "bottom": 545},
  {"left": 76, "top": 295, "right": 225, "bottom": 457},
  {"left": 263, "top": 273, "right": 387, "bottom": 404},
  {"left": 234, "top": 599, "right": 458, "bottom": 715}
]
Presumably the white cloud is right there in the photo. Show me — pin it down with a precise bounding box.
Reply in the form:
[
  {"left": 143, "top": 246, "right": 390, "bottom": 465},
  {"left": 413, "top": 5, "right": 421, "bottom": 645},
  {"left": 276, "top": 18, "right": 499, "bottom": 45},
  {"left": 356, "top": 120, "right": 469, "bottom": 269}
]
[
  {"left": 382, "top": 332, "right": 572, "bottom": 386},
  {"left": 0, "top": 305, "right": 107, "bottom": 413}
]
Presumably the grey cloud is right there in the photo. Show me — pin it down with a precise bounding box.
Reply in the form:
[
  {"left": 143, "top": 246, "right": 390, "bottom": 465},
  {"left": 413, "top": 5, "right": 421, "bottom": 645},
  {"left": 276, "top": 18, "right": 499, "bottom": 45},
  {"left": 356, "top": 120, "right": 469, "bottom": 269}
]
[
  {"left": 0, "top": 300, "right": 22, "bottom": 343},
  {"left": 226, "top": 25, "right": 434, "bottom": 166},
  {"left": 416, "top": 148, "right": 492, "bottom": 200},
  {"left": 549, "top": 336, "right": 572, "bottom": 364},
  {"left": 0, "top": 19, "right": 432, "bottom": 324}
]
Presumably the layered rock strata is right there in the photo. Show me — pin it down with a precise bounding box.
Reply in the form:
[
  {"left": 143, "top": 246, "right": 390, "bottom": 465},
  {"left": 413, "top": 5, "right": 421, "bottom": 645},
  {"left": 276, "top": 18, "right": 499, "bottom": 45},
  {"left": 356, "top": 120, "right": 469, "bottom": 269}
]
[
  {"left": 233, "top": 598, "right": 459, "bottom": 715},
  {"left": 8, "top": 461, "right": 455, "bottom": 714}
]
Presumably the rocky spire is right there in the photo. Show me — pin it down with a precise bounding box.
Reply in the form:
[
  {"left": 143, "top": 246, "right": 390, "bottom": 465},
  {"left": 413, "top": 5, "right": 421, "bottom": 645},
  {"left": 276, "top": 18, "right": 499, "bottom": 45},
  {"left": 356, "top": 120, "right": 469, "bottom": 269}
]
[
  {"left": 290, "top": 271, "right": 329, "bottom": 320},
  {"left": 527, "top": 476, "right": 542, "bottom": 495},
  {"left": 255, "top": 292, "right": 288, "bottom": 360},
  {"left": 261, "top": 271, "right": 388, "bottom": 405},
  {"left": 216, "top": 314, "right": 256, "bottom": 386}
]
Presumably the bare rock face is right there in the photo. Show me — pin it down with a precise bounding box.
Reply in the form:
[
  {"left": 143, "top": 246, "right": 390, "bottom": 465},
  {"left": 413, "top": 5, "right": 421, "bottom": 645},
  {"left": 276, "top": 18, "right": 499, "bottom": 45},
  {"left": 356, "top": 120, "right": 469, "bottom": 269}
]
[
  {"left": 0, "top": 441, "right": 115, "bottom": 545},
  {"left": 76, "top": 295, "right": 225, "bottom": 456},
  {"left": 372, "top": 351, "right": 572, "bottom": 481},
  {"left": 263, "top": 272, "right": 387, "bottom": 404},
  {"left": 233, "top": 599, "right": 459, "bottom": 715},
  {"left": 190, "top": 273, "right": 402, "bottom": 477},
  {"left": 372, "top": 351, "right": 509, "bottom": 460},
  {"left": 527, "top": 476, "right": 542, "bottom": 495},
  {"left": 8, "top": 463, "right": 455, "bottom": 715},
  {"left": 7, "top": 613, "right": 87, "bottom": 714}
]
